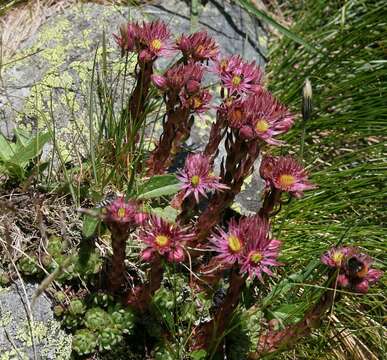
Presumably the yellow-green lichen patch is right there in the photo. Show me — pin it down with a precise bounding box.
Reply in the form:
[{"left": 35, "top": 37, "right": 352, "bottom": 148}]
[
  {"left": 0, "top": 310, "right": 13, "bottom": 327},
  {"left": 9, "top": 319, "right": 71, "bottom": 360},
  {"left": 0, "top": 349, "right": 29, "bottom": 360},
  {"left": 15, "top": 320, "right": 48, "bottom": 347}
]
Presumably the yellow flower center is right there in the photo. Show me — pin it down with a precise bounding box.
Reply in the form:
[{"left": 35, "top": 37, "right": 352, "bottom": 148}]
[
  {"left": 192, "top": 96, "right": 202, "bottom": 109},
  {"left": 155, "top": 234, "right": 170, "bottom": 247},
  {"left": 232, "top": 75, "right": 242, "bottom": 86},
  {"left": 332, "top": 251, "right": 344, "bottom": 265},
  {"left": 250, "top": 251, "right": 263, "bottom": 264},
  {"left": 255, "top": 119, "right": 269, "bottom": 133},
  {"left": 117, "top": 207, "right": 126, "bottom": 218},
  {"left": 151, "top": 38, "right": 162, "bottom": 51},
  {"left": 196, "top": 44, "right": 205, "bottom": 55},
  {"left": 220, "top": 59, "right": 228, "bottom": 71},
  {"left": 279, "top": 174, "right": 295, "bottom": 188},
  {"left": 191, "top": 175, "right": 201, "bottom": 187},
  {"left": 228, "top": 235, "right": 243, "bottom": 253}
]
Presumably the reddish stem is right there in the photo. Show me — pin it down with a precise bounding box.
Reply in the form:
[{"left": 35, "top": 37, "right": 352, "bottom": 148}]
[
  {"left": 147, "top": 106, "right": 190, "bottom": 175},
  {"left": 192, "top": 269, "right": 245, "bottom": 350},
  {"left": 126, "top": 256, "right": 164, "bottom": 312},
  {"left": 107, "top": 229, "right": 130, "bottom": 294},
  {"left": 254, "top": 282, "right": 337, "bottom": 357}
]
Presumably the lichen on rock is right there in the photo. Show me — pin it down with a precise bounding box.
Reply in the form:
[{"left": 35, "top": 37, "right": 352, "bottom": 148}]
[{"left": 0, "top": 281, "right": 72, "bottom": 360}]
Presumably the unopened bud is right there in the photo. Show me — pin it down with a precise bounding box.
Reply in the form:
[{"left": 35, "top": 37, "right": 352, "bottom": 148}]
[{"left": 302, "top": 78, "right": 312, "bottom": 121}]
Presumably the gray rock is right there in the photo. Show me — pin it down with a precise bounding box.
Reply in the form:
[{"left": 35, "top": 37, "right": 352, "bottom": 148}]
[
  {"left": 0, "top": 282, "right": 71, "bottom": 359},
  {"left": 0, "top": 1, "right": 267, "bottom": 212}
]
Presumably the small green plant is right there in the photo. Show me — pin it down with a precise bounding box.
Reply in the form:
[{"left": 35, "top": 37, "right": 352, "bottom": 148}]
[
  {"left": 0, "top": 128, "right": 50, "bottom": 182},
  {"left": 17, "top": 255, "right": 40, "bottom": 276},
  {"left": 72, "top": 328, "right": 98, "bottom": 355}
]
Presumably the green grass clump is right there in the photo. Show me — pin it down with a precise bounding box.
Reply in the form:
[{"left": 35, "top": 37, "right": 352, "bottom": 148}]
[{"left": 266, "top": 0, "right": 386, "bottom": 357}]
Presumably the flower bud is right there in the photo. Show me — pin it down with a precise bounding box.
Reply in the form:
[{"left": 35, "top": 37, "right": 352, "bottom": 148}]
[{"left": 302, "top": 78, "right": 312, "bottom": 121}]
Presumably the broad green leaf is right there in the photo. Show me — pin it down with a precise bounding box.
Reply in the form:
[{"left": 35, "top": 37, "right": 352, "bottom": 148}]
[
  {"left": 14, "top": 127, "right": 32, "bottom": 148},
  {"left": 82, "top": 214, "right": 100, "bottom": 239},
  {"left": 151, "top": 206, "right": 179, "bottom": 222},
  {"left": 268, "top": 303, "right": 304, "bottom": 324},
  {"left": 190, "top": 350, "right": 207, "bottom": 360},
  {"left": 0, "top": 133, "right": 15, "bottom": 161},
  {"left": 9, "top": 132, "right": 50, "bottom": 167},
  {"left": 137, "top": 174, "right": 181, "bottom": 199},
  {"left": 237, "top": 0, "right": 317, "bottom": 53}
]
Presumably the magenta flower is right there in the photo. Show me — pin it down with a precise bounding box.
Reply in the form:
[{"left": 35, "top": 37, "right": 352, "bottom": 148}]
[
  {"left": 238, "top": 90, "right": 294, "bottom": 145},
  {"left": 176, "top": 31, "right": 219, "bottom": 62},
  {"left": 151, "top": 63, "right": 204, "bottom": 94},
  {"left": 215, "top": 55, "right": 263, "bottom": 95},
  {"left": 321, "top": 247, "right": 355, "bottom": 268},
  {"left": 176, "top": 153, "right": 228, "bottom": 203},
  {"left": 210, "top": 218, "right": 247, "bottom": 265},
  {"left": 137, "top": 20, "right": 174, "bottom": 62},
  {"left": 139, "top": 215, "right": 194, "bottom": 263},
  {"left": 239, "top": 216, "right": 282, "bottom": 282},
  {"left": 261, "top": 156, "right": 316, "bottom": 198},
  {"left": 219, "top": 97, "right": 245, "bottom": 128},
  {"left": 210, "top": 216, "right": 282, "bottom": 281},
  {"left": 181, "top": 89, "right": 212, "bottom": 114},
  {"left": 321, "top": 247, "right": 383, "bottom": 294},
  {"left": 114, "top": 22, "right": 140, "bottom": 53},
  {"left": 345, "top": 253, "right": 383, "bottom": 293},
  {"left": 104, "top": 197, "right": 145, "bottom": 231}
]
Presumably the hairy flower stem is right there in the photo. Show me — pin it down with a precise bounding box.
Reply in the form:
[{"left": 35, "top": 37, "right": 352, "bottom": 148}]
[
  {"left": 176, "top": 195, "right": 197, "bottom": 224},
  {"left": 254, "top": 279, "right": 337, "bottom": 357},
  {"left": 258, "top": 188, "right": 282, "bottom": 220},
  {"left": 129, "top": 60, "right": 153, "bottom": 137},
  {"left": 193, "top": 269, "right": 245, "bottom": 350},
  {"left": 126, "top": 257, "right": 163, "bottom": 312},
  {"left": 147, "top": 106, "right": 190, "bottom": 175},
  {"left": 108, "top": 231, "right": 129, "bottom": 293},
  {"left": 204, "top": 112, "right": 226, "bottom": 162},
  {"left": 194, "top": 135, "right": 260, "bottom": 245}
]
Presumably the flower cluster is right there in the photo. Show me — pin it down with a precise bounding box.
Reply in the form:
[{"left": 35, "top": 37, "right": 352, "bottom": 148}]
[
  {"left": 152, "top": 62, "right": 212, "bottom": 114},
  {"left": 139, "top": 215, "right": 194, "bottom": 263},
  {"left": 321, "top": 247, "right": 383, "bottom": 293},
  {"left": 210, "top": 216, "right": 281, "bottom": 282},
  {"left": 176, "top": 153, "right": 228, "bottom": 202},
  {"left": 114, "top": 20, "right": 173, "bottom": 62},
  {"left": 260, "top": 155, "right": 316, "bottom": 198}
]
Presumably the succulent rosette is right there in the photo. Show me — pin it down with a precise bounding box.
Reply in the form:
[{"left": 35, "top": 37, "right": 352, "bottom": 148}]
[
  {"left": 139, "top": 215, "right": 194, "bottom": 263},
  {"left": 176, "top": 153, "right": 228, "bottom": 203}
]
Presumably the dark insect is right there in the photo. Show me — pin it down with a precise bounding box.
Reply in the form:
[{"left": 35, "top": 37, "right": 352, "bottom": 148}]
[
  {"left": 347, "top": 257, "right": 368, "bottom": 278},
  {"left": 95, "top": 192, "right": 117, "bottom": 209}
]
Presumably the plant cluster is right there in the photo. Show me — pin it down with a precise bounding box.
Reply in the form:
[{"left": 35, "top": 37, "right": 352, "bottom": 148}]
[
  {"left": 2, "top": 13, "right": 383, "bottom": 360},
  {"left": 64, "top": 19, "right": 382, "bottom": 358}
]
